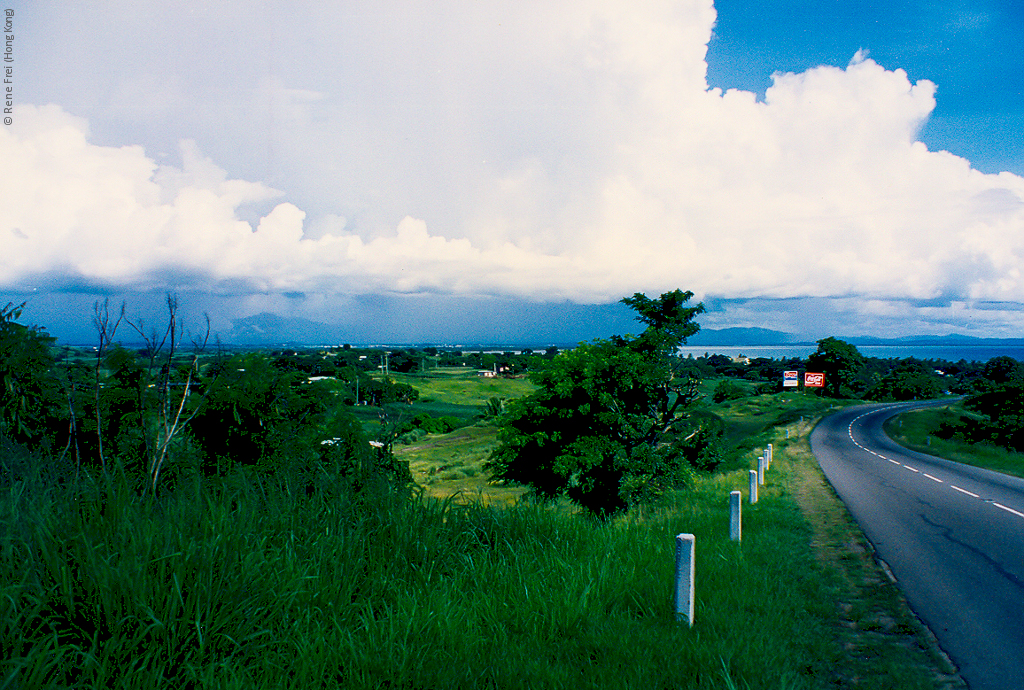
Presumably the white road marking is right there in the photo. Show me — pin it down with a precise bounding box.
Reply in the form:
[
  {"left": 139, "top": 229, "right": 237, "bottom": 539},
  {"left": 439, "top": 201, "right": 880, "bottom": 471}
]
[
  {"left": 845, "top": 405, "right": 1024, "bottom": 524},
  {"left": 951, "top": 485, "right": 980, "bottom": 498},
  {"left": 992, "top": 503, "right": 1024, "bottom": 519}
]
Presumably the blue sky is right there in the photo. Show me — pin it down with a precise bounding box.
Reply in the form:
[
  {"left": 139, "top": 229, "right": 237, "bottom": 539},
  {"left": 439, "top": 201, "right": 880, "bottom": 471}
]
[
  {"left": 3, "top": 1, "right": 1024, "bottom": 345},
  {"left": 707, "top": 0, "right": 1024, "bottom": 176}
]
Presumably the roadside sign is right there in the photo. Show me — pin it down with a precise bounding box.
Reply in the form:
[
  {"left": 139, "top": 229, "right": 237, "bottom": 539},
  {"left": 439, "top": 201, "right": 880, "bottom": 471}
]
[
  {"left": 804, "top": 372, "right": 825, "bottom": 388},
  {"left": 783, "top": 371, "right": 799, "bottom": 387}
]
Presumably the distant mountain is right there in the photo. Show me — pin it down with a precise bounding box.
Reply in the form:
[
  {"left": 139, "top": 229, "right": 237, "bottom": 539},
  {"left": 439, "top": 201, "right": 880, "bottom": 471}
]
[
  {"left": 686, "top": 327, "right": 799, "bottom": 346},
  {"left": 225, "top": 313, "right": 348, "bottom": 345},
  {"left": 218, "top": 313, "right": 1024, "bottom": 350},
  {"left": 842, "top": 333, "right": 1024, "bottom": 346}
]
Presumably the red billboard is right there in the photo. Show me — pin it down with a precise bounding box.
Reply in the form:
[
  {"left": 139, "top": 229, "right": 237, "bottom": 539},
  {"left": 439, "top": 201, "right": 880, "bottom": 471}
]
[{"left": 804, "top": 372, "right": 825, "bottom": 388}]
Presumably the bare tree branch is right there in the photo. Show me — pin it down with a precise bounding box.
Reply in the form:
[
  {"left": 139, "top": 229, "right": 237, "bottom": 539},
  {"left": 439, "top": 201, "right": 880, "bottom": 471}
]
[{"left": 92, "top": 298, "right": 125, "bottom": 473}]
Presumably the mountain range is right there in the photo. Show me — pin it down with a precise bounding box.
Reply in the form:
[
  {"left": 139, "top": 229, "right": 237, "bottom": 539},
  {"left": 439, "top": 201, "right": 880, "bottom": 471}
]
[
  {"left": 686, "top": 327, "right": 1024, "bottom": 347},
  {"left": 222, "top": 314, "right": 1024, "bottom": 349}
]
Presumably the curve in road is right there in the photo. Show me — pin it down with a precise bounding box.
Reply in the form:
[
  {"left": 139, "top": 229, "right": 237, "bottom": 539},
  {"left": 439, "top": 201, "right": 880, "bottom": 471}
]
[{"left": 811, "top": 401, "right": 1024, "bottom": 690}]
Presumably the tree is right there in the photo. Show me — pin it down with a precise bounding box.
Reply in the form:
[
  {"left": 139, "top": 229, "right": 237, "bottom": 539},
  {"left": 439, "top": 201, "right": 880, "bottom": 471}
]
[
  {"left": 805, "top": 337, "right": 865, "bottom": 398},
  {"left": 487, "top": 289, "right": 710, "bottom": 515},
  {"left": 92, "top": 298, "right": 125, "bottom": 471},
  {"left": 955, "top": 357, "right": 1024, "bottom": 451},
  {"left": 0, "top": 302, "right": 62, "bottom": 449},
  {"left": 126, "top": 294, "right": 212, "bottom": 492},
  {"left": 865, "top": 360, "right": 945, "bottom": 401},
  {"left": 189, "top": 353, "right": 293, "bottom": 471}
]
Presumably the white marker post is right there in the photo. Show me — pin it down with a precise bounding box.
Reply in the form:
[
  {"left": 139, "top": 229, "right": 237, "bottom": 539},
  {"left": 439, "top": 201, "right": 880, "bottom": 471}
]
[
  {"left": 674, "top": 534, "right": 696, "bottom": 627},
  {"left": 768, "top": 443, "right": 773, "bottom": 469},
  {"left": 729, "top": 490, "right": 742, "bottom": 542},
  {"left": 749, "top": 469, "right": 758, "bottom": 504},
  {"left": 757, "top": 454, "right": 765, "bottom": 486}
]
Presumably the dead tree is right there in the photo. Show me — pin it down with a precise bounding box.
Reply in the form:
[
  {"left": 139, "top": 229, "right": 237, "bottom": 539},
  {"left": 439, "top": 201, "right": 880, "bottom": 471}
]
[
  {"left": 127, "top": 294, "right": 214, "bottom": 493},
  {"left": 92, "top": 299, "right": 125, "bottom": 472}
]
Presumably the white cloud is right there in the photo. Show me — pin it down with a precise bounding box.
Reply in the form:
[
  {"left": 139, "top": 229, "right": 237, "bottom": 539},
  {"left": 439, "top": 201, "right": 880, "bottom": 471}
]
[{"left": 5, "top": 0, "right": 1024, "bottom": 326}]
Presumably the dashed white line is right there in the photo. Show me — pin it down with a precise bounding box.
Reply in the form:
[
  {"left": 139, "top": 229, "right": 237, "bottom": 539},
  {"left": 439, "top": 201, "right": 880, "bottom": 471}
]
[
  {"left": 846, "top": 406, "right": 1024, "bottom": 522},
  {"left": 951, "top": 485, "right": 980, "bottom": 499},
  {"left": 992, "top": 503, "right": 1024, "bottom": 519}
]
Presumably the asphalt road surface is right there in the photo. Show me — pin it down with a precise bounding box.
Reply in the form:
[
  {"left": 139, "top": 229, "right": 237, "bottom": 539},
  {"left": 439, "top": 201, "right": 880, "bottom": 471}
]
[{"left": 811, "top": 402, "right": 1024, "bottom": 690}]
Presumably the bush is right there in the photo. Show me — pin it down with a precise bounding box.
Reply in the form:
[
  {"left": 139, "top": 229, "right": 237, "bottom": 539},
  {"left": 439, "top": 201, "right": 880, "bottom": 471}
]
[
  {"left": 712, "top": 379, "right": 746, "bottom": 403},
  {"left": 406, "top": 413, "right": 460, "bottom": 435}
]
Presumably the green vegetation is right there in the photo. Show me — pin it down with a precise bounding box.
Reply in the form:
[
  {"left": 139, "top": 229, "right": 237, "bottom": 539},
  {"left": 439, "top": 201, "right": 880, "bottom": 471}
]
[
  {"left": 488, "top": 290, "right": 715, "bottom": 515},
  {"left": 882, "top": 356, "right": 1024, "bottom": 477},
  {"left": 806, "top": 336, "right": 866, "bottom": 399},
  {"left": 7, "top": 293, "right": 1014, "bottom": 688},
  {"left": 2, "top": 407, "right": 960, "bottom": 689},
  {"left": 885, "top": 402, "right": 1024, "bottom": 480}
]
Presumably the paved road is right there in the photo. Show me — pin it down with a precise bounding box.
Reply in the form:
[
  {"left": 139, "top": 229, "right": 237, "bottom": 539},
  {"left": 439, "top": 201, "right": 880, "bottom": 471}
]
[{"left": 811, "top": 402, "right": 1024, "bottom": 690}]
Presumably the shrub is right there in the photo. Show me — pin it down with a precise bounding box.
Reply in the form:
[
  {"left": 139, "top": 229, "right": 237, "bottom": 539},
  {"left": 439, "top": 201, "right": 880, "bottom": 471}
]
[{"left": 713, "top": 379, "right": 746, "bottom": 403}]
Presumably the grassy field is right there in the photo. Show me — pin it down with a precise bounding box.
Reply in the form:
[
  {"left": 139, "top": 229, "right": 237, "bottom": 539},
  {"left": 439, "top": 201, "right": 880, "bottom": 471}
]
[
  {"left": 885, "top": 401, "right": 1024, "bottom": 479},
  {"left": 348, "top": 369, "right": 537, "bottom": 437},
  {"left": 1, "top": 382, "right": 967, "bottom": 688}
]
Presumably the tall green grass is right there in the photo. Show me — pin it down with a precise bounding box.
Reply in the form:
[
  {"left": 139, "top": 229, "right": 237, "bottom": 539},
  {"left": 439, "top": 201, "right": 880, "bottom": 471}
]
[{"left": 3, "top": 415, "right": 953, "bottom": 689}]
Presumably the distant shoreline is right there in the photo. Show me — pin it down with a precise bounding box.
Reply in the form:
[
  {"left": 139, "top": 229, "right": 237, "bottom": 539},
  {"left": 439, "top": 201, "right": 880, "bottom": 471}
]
[
  {"left": 57, "top": 340, "right": 1024, "bottom": 364},
  {"left": 679, "top": 343, "right": 1024, "bottom": 363}
]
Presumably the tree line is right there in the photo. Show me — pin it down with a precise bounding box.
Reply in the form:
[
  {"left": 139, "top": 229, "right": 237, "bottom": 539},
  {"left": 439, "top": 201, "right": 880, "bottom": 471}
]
[
  {"left": 0, "top": 298, "right": 409, "bottom": 496},
  {"left": 3, "top": 291, "right": 1023, "bottom": 514}
]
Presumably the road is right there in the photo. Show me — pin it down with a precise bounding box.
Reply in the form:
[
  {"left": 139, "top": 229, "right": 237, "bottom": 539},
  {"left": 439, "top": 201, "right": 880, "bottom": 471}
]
[{"left": 811, "top": 402, "right": 1024, "bottom": 690}]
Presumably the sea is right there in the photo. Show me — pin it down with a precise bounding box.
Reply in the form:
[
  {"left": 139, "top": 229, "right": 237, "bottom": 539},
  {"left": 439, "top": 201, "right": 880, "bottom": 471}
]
[{"left": 678, "top": 344, "right": 1024, "bottom": 364}]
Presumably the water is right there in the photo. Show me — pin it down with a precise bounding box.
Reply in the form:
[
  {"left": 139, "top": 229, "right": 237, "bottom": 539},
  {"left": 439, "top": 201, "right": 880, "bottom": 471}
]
[{"left": 679, "top": 344, "right": 1024, "bottom": 363}]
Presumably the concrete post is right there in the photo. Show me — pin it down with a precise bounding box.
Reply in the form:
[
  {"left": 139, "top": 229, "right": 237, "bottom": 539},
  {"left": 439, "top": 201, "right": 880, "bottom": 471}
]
[
  {"left": 768, "top": 443, "right": 773, "bottom": 468},
  {"left": 757, "top": 454, "right": 765, "bottom": 486},
  {"left": 729, "top": 490, "right": 742, "bottom": 542},
  {"left": 674, "top": 534, "right": 696, "bottom": 627},
  {"left": 749, "top": 469, "right": 758, "bottom": 504}
]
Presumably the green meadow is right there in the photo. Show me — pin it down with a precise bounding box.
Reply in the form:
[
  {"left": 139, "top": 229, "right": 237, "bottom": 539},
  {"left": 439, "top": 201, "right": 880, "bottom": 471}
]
[{"left": 1, "top": 376, "right": 965, "bottom": 688}]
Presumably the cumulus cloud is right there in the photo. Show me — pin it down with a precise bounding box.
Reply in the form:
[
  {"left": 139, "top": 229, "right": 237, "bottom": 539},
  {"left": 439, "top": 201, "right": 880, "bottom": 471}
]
[{"left": 5, "top": 0, "right": 1024, "bottom": 315}]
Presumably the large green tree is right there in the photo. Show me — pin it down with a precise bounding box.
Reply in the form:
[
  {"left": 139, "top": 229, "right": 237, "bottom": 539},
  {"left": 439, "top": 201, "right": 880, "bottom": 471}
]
[
  {"left": 487, "top": 289, "right": 717, "bottom": 515},
  {"left": 805, "top": 337, "right": 865, "bottom": 398}
]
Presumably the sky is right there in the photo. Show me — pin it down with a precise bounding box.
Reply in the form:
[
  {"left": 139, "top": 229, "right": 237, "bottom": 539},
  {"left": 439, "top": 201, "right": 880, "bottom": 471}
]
[{"left": 3, "top": 0, "right": 1024, "bottom": 345}]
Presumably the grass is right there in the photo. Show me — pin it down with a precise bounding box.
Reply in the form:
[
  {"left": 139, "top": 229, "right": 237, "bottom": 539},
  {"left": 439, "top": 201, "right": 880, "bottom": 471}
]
[
  {"left": 348, "top": 370, "right": 537, "bottom": 437},
  {"left": 708, "top": 390, "right": 856, "bottom": 469},
  {"left": 885, "top": 402, "right": 1024, "bottom": 479},
  {"left": 1, "top": 390, "right": 966, "bottom": 689},
  {"left": 392, "top": 369, "right": 537, "bottom": 406},
  {"left": 397, "top": 424, "right": 527, "bottom": 505}
]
